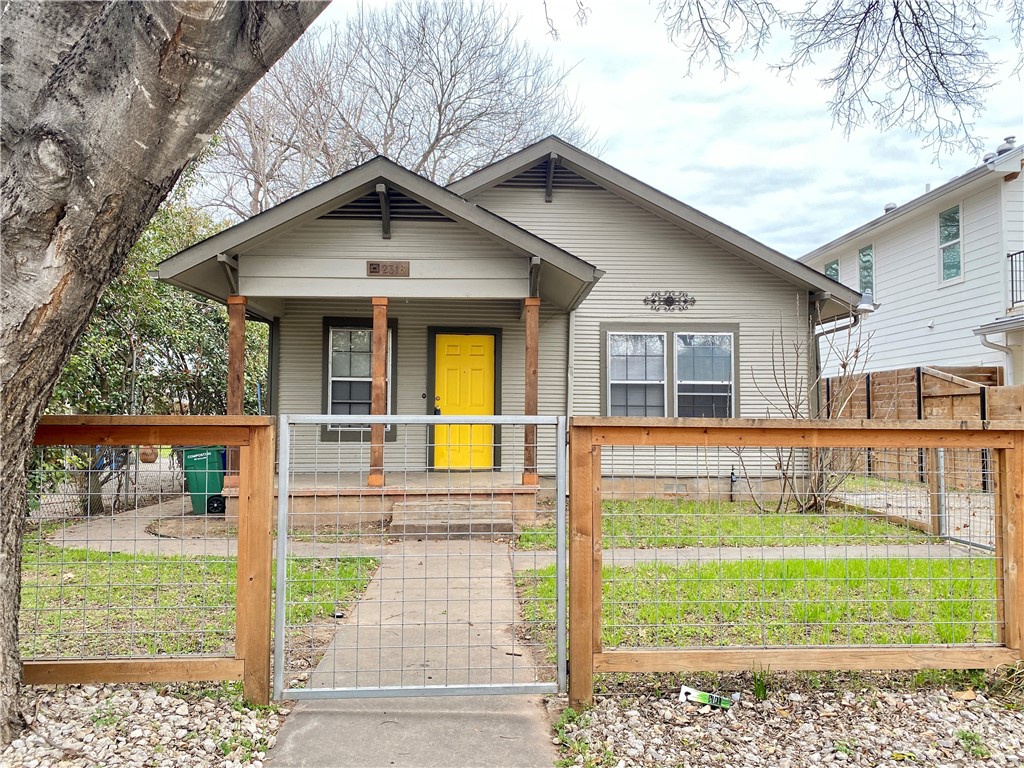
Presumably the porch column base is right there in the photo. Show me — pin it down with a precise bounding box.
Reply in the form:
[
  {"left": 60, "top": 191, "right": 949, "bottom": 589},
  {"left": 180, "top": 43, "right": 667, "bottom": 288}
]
[
  {"left": 367, "top": 471, "right": 385, "bottom": 488},
  {"left": 521, "top": 472, "right": 539, "bottom": 486}
]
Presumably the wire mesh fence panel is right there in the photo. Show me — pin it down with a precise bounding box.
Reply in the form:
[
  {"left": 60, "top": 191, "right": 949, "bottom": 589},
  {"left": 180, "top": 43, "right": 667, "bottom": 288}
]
[
  {"left": 594, "top": 443, "right": 1000, "bottom": 654},
  {"left": 23, "top": 443, "right": 238, "bottom": 660},
  {"left": 274, "top": 415, "right": 566, "bottom": 699}
]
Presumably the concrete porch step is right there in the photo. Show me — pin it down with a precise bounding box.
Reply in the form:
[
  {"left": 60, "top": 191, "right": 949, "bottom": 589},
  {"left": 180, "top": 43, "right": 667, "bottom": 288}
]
[{"left": 390, "top": 500, "right": 514, "bottom": 538}]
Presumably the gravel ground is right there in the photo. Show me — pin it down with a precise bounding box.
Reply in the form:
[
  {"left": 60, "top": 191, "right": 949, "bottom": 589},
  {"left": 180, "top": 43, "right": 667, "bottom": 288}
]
[
  {"left": 1, "top": 683, "right": 286, "bottom": 768},
  {"left": 4, "top": 670, "right": 1022, "bottom": 767},
  {"left": 553, "top": 670, "right": 1024, "bottom": 768}
]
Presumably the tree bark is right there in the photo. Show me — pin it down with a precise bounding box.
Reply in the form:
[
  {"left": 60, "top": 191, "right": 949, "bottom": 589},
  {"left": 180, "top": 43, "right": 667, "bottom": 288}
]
[{"left": 0, "top": 0, "right": 326, "bottom": 744}]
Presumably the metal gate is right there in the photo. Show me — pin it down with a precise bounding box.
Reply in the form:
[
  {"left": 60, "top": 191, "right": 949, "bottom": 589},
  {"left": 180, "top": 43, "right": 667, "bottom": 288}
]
[{"left": 272, "top": 414, "right": 566, "bottom": 700}]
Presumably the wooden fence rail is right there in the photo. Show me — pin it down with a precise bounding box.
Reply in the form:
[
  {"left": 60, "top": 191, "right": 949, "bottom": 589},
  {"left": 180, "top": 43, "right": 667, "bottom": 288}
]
[
  {"left": 28, "top": 416, "right": 275, "bottom": 705},
  {"left": 568, "top": 417, "right": 1024, "bottom": 709}
]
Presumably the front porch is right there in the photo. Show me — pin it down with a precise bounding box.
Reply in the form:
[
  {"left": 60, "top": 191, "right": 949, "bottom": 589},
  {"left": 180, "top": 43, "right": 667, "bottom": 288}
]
[
  {"left": 223, "top": 412, "right": 564, "bottom": 535},
  {"left": 224, "top": 469, "right": 555, "bottom": 535},
  {"left": 157, "top": 156, "right": 601, "bottom": 493}
]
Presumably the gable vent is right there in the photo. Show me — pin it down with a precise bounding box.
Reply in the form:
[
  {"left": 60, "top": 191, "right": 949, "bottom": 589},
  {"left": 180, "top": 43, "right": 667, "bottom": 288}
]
[
  {"left": 497, "top": 158, "right": 602, "bottom": 191},
  {"left": 318, "top": 188, "right": 452, "bottom": 221}
]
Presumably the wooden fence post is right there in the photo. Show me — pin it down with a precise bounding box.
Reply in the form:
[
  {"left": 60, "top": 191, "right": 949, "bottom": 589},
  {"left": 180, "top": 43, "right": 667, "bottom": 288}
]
[
  {"left": 569, "top": 425, "right": 596, "bottom": 710},
  {"left": 997, "top": 435, "right": 1024, "bottom": 656},
  {"left": 235, "top": 423, "right": 275, "bottom": 704}
]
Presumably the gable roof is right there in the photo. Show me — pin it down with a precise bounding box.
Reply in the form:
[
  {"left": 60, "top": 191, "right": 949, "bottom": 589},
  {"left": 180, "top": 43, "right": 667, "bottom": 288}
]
[
  {"left": 450, "top": 136, "right": 864, "bottom": 320},
  {"left": 801, "top": 145, "right": 1024, "bottom": 263},
  {"left": 158, "top": 156, "right": 604, "bottom": 315}
]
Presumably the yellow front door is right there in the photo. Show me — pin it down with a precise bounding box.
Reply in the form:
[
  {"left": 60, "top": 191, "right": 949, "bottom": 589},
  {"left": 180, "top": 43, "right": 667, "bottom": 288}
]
[{"left": 434, "top": 334, "right": 495, "bottom": 469}]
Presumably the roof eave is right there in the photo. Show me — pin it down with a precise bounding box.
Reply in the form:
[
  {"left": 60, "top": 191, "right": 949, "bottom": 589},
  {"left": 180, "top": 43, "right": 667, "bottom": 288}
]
[
  {"left": 452, "top": 136, "right": 861, "bottom": 308},
  {"left": 801, "top": 147, "right": 1024, "bottom": 263}
]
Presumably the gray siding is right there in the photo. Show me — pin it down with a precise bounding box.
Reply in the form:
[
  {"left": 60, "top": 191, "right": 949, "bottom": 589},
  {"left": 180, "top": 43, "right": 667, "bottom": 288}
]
[
  {"left": 474, "top": 186, "right": 810, "bottom": 417},
  {"left": 278, "top": 298, "right": 566, "bottom": 472},
  {"left": 474, "top": 185, "right": 810, "bottom": 476},
  {"left": 240, "top": 220, "right": 528, "bottom": 299}
]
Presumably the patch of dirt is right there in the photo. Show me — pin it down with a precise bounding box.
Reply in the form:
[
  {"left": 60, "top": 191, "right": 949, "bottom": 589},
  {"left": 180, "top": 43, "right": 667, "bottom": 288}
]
[{"left": 145, "top": 515, "right": 234, "bottom": 539}]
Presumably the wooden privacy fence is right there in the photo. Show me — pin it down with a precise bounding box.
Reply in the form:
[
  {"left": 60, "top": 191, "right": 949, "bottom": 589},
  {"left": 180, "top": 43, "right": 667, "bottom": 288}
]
[
  {"left": 567, "top": 417, "right": 1024, "bottom": 709},
  {"left": 27, "top": 416, "right": 275, "bottom": 705},
  {"left": 825, "top": 366, "right": 1022, "bottom": 490}
]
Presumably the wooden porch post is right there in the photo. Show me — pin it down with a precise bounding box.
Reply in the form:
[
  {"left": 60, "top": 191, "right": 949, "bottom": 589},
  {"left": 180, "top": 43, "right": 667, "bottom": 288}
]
[
  {"left": 225, "top": 295, "right": 247, "bottom": 486},
  {"left": 523, "top": 297, "right": 540, "bottom": 485},
  {"left": 227, "top": 296, "right": 248, "bottom": 414},
  {"left": 369, "top": 297, "right": 388, "bottom": 487}
]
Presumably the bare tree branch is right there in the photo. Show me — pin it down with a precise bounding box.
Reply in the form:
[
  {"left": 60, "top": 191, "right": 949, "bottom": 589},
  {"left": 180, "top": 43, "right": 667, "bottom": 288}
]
[
  {"left": 201, "top": 0, "right": 592, "bottom": 216},
  {"left": 653, "top": 0, "right": 1020, "bottom": 152}
]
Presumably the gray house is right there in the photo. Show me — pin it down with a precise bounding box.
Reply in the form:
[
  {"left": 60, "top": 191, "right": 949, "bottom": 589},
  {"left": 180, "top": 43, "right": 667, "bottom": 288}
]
[{"left": 159, "top": 137, "right": 862, "bottom": 486}]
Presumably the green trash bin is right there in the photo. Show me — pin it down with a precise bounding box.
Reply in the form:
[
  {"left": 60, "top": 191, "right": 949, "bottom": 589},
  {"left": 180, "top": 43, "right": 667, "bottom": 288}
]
[{"left": 182, "top": 447, "right": 226, "bottom": 515}]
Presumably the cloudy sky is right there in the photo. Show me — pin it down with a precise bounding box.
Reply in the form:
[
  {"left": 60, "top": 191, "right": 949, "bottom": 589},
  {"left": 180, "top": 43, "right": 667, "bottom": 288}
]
[{"left": 321, "top": 0, "right": 1023, "bottom": 257}]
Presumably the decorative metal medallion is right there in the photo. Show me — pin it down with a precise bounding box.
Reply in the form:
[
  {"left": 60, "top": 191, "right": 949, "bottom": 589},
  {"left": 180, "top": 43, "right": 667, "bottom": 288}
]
[{"left": 643, "top": 290, "right": 696, "bottom": 312}]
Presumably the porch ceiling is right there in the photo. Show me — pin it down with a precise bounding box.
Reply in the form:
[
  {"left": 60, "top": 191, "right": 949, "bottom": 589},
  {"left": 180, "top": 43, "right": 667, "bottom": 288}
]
[{"left": 158, "top": 157, "right": 603, "bottom": 317}]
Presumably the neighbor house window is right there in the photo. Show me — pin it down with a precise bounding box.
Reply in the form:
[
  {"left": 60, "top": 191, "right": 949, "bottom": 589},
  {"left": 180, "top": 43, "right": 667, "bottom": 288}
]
[
  {"left": 675, "top": 333, "right": 733, "bottom": 417},
  {"left": 824, "top": 259, "right": 840, "bottom": 281},
  {"left": 608, "top": 333, "right": 666, "bottom": 416},
  {"left": 939, "top": 204, "right": 962, "bottom": 281},
  {"left": 858, "top": 245, "right": 874, "bottom": 295},
  {"left": 322, "top": 318, "right": 396, "bottom": 437}
]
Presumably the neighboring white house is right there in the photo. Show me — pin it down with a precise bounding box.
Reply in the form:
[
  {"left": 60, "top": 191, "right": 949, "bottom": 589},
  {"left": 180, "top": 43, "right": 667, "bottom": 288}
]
[
  {"left": 158, "top": 137, "right": 862, "bottom": 478},
  {"left": 801, "top": 138, "right": 1024, "bottom": 384}
]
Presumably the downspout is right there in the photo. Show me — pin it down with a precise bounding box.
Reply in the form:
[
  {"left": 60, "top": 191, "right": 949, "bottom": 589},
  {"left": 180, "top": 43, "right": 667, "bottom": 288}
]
[
  {"left": 811, "top": 293, "right": 866, "bottom": 418},
  {"left": 973, "top": 329, "right": 1012, "bottom": 356}
]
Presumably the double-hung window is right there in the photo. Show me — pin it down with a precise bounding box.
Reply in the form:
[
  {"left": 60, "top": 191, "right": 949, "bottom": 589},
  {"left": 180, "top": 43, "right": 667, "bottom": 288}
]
[
  {"left": 606, "top": 330, "right": 734, "bottom": 417},
  {"left": 329, "top": 328, "right": 376, "bottom": 418},
  {"left": 608, "top": 333, "right": 666, "bottom": 416},
  {"left": 939, "top": 204, "right": 962, "bottom": 281},
  {"left": 323, "top": 319, "right": 395, "bottom": 437},
  {"left": 858, "top": 245, "right": 874, "bottom": 296},
  {"left": 675, "top": 333, "right": 733, "bottom": 417}
]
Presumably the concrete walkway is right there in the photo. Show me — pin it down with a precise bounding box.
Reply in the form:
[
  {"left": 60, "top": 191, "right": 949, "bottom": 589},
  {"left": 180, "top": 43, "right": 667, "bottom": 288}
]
[{"left": 266, "top": 540, "right": 558, "bottom": 768}]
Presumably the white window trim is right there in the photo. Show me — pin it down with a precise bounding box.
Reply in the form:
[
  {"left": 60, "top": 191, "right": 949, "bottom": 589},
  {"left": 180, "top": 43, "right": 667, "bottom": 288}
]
[
  {"left": 674, "top": 332, "right": 735, "bottom": 418},
  {"left": 938, "top": 202, "right": 964, "bottom": 285},
  {"left": 327, "top": 327, "right": 393, "bottom": 431},
  {"left": 607, "top": 331, "right": 668, "bottom": 417}
]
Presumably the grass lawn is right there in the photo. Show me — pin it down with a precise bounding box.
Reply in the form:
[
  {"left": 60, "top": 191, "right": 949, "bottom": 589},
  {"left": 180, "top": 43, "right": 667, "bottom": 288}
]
[
  {"left": 519, "top": 557, "right": 997, "bottom": 658},
  {"left": 20, "top": 537, "right": 377, "bottom": 659},
  {"left": 517, "top": 497, "right": 933, "bottom": 550}
]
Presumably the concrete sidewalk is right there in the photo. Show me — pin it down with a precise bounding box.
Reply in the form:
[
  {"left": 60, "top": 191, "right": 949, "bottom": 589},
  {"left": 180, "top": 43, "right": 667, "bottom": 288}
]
[
  {"left": 266, "top": 540, "right": 559, "bottom": 768},
  {"left": 265, "top": 694, "right": 557, "bottom": 768}
]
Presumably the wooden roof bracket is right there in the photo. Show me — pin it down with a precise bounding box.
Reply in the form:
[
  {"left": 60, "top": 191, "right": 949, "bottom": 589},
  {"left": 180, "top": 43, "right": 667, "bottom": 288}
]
[
  {"left": 529, "top": 256, "right": 542, "bottom": 298},
  {"left": 544, "top": 153, "right": 559, "bottom": 203},
  {"left": 216, "top": 253, "right": 239, "bottom": 294},
  {"left": 376, "top": 183, "right": 391, "bottom": 239}
]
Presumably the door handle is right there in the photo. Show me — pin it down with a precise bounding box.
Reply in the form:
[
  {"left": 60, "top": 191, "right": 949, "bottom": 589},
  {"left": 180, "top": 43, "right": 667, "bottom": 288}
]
[{"left": 434, "top": 406, "right": 441, "bottom": 415}]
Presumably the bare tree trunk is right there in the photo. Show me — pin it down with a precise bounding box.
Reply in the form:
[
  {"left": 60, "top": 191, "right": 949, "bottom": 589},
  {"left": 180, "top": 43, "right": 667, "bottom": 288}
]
[{"left": 0, "top": 0, "right": 326, "bottom": 744}]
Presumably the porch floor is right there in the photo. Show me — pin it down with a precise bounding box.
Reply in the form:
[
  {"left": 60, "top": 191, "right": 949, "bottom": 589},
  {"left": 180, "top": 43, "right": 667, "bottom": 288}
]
[{"left": 282, "top": 471, "right": 548, "bottom": 495}]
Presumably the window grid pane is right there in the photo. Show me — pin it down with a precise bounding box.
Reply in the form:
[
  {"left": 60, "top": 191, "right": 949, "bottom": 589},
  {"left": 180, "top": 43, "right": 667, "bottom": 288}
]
[
  {"left": 608, "top": 333, "right": 666, "bottom": 417},
  {"left": 942, "top": 243, "right": 962, "bottom": 280},
  {"left": 824, "top": 259, "right": 839, "bottom": 281},
  {"left": 329, "top": 327, "right": 390, "bottom": 428},
  {"left": 675, "top": 333, "right": 733, "bottom": 417}
]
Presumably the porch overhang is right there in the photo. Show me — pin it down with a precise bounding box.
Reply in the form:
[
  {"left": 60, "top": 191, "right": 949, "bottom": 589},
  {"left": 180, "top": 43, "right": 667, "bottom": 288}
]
[{"left": 158, "top": 157, "right": 603, "bottom": 315}]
